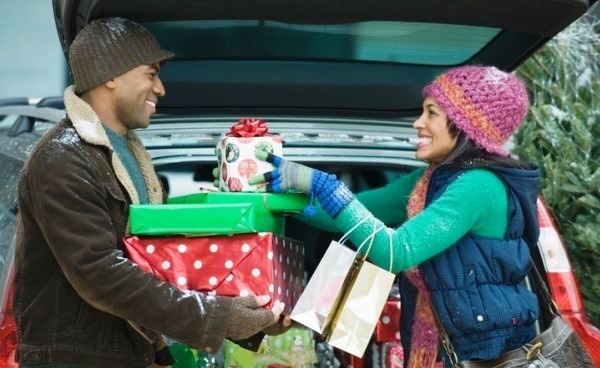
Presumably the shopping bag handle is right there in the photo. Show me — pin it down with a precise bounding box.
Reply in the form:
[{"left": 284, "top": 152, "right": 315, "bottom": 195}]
[
  {"left": 338, "top": 217, "right": 395, "bottom": 272},
  {"left": 356, "top": 221, "right": 386, "bottom": 258},
  {"left": 338, "top": 216, "right": 372, "bottom": 244}
]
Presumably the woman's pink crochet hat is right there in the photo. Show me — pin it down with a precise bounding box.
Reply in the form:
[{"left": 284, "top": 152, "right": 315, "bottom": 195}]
[{"left": 422, "top": 65, "right": 530, "bottom": 155}]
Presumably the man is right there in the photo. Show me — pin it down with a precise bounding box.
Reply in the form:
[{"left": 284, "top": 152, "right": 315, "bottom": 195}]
[{"left": 13, "top": 17, "right": 288, "bottom": 368}]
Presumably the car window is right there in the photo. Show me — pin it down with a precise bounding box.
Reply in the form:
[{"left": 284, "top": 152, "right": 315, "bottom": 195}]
[
  {"left": 145, "top": 20, "right": 500, "bottom": 66},
  {"left": 0, "top": 154, "right": 22, "bottom": 276}
]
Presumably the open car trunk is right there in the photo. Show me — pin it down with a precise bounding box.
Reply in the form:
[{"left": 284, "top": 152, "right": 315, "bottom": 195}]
[{"left": 53, "top": 0, "right": 595, "bottom": 117}]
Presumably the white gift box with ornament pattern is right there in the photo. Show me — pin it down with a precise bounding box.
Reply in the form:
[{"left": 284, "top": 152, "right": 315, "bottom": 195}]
[{"left": 216, "top": 136, "right": 283, "bottom": 192}]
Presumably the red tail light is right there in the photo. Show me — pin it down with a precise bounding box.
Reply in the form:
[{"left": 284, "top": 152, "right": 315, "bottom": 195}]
[
  {"left": 0, "top": 287, "right": 17, "bottom": 368},
  {"left": 537, "top": 199, "right": 600, "bottom": 365},
  {"left": 545, "top": 272, "right": 584, "bottom": 315},
  {"left": 0, "top": 312, "right": 17, "bottom": 368}
]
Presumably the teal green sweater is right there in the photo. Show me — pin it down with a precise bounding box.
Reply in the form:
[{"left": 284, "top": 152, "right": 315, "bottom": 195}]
[
  {"left": 300, "top": 168, "right": 508, "bottom": 273},
  {"left": 102, "top": 125, "right": 149, "bottom": 204}
]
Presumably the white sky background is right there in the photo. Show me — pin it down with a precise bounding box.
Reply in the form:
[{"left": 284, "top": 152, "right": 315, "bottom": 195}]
[{"left": 0, "top": 0, "right": 67, "bottom": 99}]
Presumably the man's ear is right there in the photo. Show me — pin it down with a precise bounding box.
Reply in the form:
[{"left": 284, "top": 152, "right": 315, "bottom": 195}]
[{"left": 105, "top": 79, "right": 117, "bottom": 90}]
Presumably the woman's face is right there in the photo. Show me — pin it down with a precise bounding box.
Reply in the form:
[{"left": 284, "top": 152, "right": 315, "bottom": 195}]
[{"left": 413, "top": 97, "right": 458, "bottom": 163}]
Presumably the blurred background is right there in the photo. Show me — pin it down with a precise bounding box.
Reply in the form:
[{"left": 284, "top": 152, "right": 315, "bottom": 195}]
[{"left": 0, "top": 0, "right": 67, "bottom": 99}]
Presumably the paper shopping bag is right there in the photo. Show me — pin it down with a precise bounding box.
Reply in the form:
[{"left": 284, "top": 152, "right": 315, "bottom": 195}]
[
  {"left": 291, "top": 219, "right": 396, "bottom": 357},
  {"left": 327, "top": 259, "right": 395, "bottom": 357},
  {"left": 289, "top": 239, "right": 357, "bottom": 334}
]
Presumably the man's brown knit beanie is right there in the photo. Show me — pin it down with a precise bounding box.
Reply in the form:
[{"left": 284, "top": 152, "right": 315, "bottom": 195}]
[{"left": 69, "top": 17, "right": 174, "bottom": 94}]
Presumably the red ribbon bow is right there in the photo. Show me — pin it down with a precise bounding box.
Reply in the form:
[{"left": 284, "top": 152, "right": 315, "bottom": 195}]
[{"left": 227, "top": 118, "right": 270, "bottom": 137}]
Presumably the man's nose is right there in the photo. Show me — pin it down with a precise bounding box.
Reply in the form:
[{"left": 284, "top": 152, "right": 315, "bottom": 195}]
[{"left": 153, "top": 76, "right": 166, "bottom": 97}]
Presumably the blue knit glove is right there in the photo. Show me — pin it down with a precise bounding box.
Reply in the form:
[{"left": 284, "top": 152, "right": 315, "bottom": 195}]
[{"left": 249, "top": 149, "right": 355, "bottom": 218}]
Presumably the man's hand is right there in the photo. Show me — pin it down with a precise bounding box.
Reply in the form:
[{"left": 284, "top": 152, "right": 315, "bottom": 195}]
[
  {"left": 263, "top": 314, "right": 293, "bottom": 336},
  {"left": 225, "top": 295, "right": 284, "bottom": 340},
  {"left": 248, "top": 149, "right": 315, "bottom": 194}
]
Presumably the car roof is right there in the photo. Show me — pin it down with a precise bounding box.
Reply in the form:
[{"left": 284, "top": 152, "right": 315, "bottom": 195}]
[{"left": 53, "top": 0, "right": 596, "bottom": 118}]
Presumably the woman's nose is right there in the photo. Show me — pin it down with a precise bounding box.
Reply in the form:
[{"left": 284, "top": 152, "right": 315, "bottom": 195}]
[{"left": 413, "top": 115, "right": 425, "bottom": 129}]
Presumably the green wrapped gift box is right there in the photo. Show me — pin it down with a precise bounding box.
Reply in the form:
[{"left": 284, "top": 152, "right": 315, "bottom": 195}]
[
  {"left": 129, "top": 203, "right": 283, "bottom": 236},
  {"left": 225, "top": 327, "right": 317, "bottom": 368},
  {"left": 167, "top": 343, "right": 214, "bottom": 368},
  {"left": 130, "top": 193, "right": 308, "bottom": 236},
  {"left": 167, "top": 192, "right": 308, "bottom": 213}
]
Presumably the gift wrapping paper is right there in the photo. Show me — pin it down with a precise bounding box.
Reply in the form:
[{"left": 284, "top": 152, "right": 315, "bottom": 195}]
[
  {"left": 167, "top": 343, "right": 214, "bottom": 368},
  {"left": 129, "top": 203, "right": 284, "bottom": 236},
  {"left": 333, "top": 348, "right": 365, "bottom": 368},
  {"left": 376, "top": 300, "right": 401, "bottom": 343},
  {"left": 224, "top": 327, "right": 317, "bottom": 368},
  {"left": 217, "top": 136, "right": 283, "bottom": 192},
  {"left": 168, "top": 192, "right": 308, "bottom": 214},
  {"left": 380, "top": 342, "right": 404, "bottom": 368},
  {"left": 123, "top": 233, "right": 304, "bottom": 312}
]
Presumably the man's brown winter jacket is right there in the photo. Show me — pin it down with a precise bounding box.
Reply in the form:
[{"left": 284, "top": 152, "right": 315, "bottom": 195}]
[{"left": 13, "top": 86, "right": 233, "bottom": 368}]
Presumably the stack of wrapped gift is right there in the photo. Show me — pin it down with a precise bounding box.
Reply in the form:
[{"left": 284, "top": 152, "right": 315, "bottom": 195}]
[
  {"left": 375, "top": 299, "right": 402, "bottom": 367},
  {"left": 124, "top": 118, "right": 308, "bottom": 315},
  {"left": 376, "top": 300, "right": 401, "bottom": 343},
  {"left": 125, "top": 119, "right": 312, "bottom": 366}
]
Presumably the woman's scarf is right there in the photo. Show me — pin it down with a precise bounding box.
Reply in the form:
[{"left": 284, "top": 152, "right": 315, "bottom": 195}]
[{"left": 405, "top": 164, "right": 440, "bottom": 368}]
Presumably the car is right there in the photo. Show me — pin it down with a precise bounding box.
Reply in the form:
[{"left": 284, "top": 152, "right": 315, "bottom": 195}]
[{"left": 1, "top": 0, "right": 599, "bottom": 366}]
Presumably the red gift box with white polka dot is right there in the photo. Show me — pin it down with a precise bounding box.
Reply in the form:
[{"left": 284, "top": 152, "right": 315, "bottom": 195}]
[
  {"left": 376, "top": 300, "right": 401, "bottom": 342},
  {"left": 123, "top": 232, "right": 305, "bottom": 312}
]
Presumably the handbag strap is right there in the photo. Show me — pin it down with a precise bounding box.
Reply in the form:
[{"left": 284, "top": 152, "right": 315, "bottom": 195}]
[
  {"left": 528, "top": 258, "right": 560, "bottom": 316},
  {"left": 431, "top": 304, "right": 460, "bottom": 367},
  {"left": 430, "top": 252, "right": 559, "bottom": 367}
]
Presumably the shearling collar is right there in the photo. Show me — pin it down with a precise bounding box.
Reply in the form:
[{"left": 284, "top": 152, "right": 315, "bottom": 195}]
[{"left": 63, "top": 85, "right": 163, "bottom": 205}]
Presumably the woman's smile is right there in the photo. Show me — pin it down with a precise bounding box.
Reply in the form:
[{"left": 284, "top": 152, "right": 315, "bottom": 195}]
[{"left": 413, "top": 97, "right": 458, "bottom": 163}]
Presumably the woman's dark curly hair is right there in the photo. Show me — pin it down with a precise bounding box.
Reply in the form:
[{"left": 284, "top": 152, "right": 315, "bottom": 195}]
[{"left": 441, "top": 119, "right": 531, "bottom": 170}]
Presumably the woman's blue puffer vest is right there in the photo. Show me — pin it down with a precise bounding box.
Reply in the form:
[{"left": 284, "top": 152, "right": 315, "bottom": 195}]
[{"left": 400, "top": 164, "right": 541, "bottom": 363}]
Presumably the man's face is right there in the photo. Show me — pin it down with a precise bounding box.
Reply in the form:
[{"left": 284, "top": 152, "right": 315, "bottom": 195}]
[{"left": 113, "top": 63, "right": 165, "bottom": 131}]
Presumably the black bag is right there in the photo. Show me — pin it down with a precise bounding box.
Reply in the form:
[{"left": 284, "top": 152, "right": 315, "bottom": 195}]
[{"left": 434, "top": 261, "right": 594, "bottom": 368}]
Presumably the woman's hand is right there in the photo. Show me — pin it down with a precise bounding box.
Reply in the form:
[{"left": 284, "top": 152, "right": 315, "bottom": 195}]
[
  {"left": 250, "top": 148, "right": 355, "bottom": 218},
  {"left": 248, "top": 149, "right": 316, "bottom": 194}
]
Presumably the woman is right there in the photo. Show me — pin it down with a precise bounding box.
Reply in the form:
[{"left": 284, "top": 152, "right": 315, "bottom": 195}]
[{"left": 249, "top": 65, "right": 541, "bottom": 367}]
